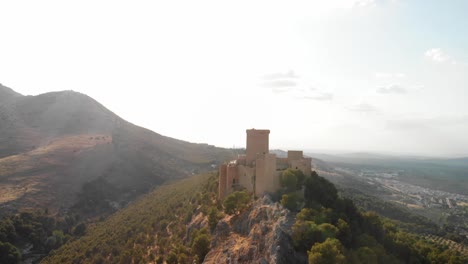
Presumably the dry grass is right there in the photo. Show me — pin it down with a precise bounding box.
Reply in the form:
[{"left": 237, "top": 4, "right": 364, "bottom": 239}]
[{"left": 0, "top": 134, "right": 111, "bottom": 208}]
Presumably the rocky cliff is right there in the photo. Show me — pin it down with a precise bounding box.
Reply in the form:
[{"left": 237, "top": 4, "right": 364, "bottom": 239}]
[{"left": 204, "top": 196, "right": 306, "bottom": 264}]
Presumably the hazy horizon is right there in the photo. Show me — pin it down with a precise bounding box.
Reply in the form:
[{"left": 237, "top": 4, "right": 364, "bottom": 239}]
[{"left": 1, "top": 0, "right": 467, "bottom": 157}]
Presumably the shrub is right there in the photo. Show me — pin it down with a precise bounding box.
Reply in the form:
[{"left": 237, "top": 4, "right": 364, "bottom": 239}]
[
  {"left": 281, "top": 193, "right": 299, "bottom": 211},
  {"left": 223, "top": 191, "right": 250, "bottom": 215},
  {"left": 308, "top": 238, "right": 346, "bottom": 264},
  {"left": 208, "top": 207, "right": 219, "bottom": 231},
  {"left": 280, "top": 169, "right": 298, "bottom": 192},
  {"left": 192, "top": 234, "right": 211, "bottom": 262},
  {"left": 304, "top": 171, "right": 338, "bottom": 208},
  {"left": 0, "top": 241, "right": 21, "bottom": 264}
]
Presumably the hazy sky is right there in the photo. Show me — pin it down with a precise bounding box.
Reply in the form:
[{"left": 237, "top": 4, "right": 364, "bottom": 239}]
[{"left": 1, "top": 0, "right": 467, "bottom": 157}]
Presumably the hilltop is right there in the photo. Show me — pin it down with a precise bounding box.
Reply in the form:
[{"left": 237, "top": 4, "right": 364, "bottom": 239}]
[{"left": 0, "top": 85, "right": 234, "bottom": 213}]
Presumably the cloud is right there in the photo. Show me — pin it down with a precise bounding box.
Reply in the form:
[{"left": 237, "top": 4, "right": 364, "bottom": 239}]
[
  {"left": 262, "top": 70, "right": 299, "bottom": 80},
  {"left": 353, "top": 0, "right": 375, "bottom": 7},
  {"left": 260, "top": 80, "right": 298, "bottom": 93},
  {"left": 374, "top": 72, "right": 405, "bottom": 79},
  {"left": 260, "top": 70, "right": 299, "bottom": 92},
  {"left": 425, "top": 48, "right": 451, "bottom": 63},
  {"left": 290, "top": 87, "right": 334, "bottom": 101},
  {"left": 377, "top": 84, "right": 407, "bottom": 94},
  {"left": 386, "top": 115, "right": 468, "bottom": 131},
  {"left": 303, "top": 92, "right": 334, "bottom": 101},
  {"left": 348, "top": 103, "right": 379, "bottom": 113},
  {"left": 259, "top": 71, "right": 333, "bottom": 101}
]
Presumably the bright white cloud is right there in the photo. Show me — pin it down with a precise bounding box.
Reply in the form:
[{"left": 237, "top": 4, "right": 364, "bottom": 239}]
[
  {"left": 353, "top": 0, "right": 375, "bottom": 7},
  {"left": 425, "top": 48, "right": 451, "bottom": 63},
  {"left": 303, "top": 92, "right": 334, "bottom": 101},
  {"left": 347, "top": 103, "right": 379, "bottom": 113},
  {"left": 377, "top": 84, "right": 407, "bottom": 94},
  {"left": 262, "top": 70, "right": 299, "bottom": 80},
  {"left": 375, "top": 72, "right": 406, "bottom": 79}
]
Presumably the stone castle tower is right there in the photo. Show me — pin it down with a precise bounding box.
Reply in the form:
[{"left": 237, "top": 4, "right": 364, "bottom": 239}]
[{"left": 219, "top": 129, "right": 311, "bottom": 199}]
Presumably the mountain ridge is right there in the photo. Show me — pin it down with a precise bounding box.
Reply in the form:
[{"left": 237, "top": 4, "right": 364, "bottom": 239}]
[
  {"left": 0, "top": 86, "right": 234, "bottom": 214},
  {"left": 0, "top": 83, "right": 23, "bottom": 102}
]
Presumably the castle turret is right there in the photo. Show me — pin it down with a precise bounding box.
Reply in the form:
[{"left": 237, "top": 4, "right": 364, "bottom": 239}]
[{"left": 246, "top": 129, "right": 270, "bottom": 165}]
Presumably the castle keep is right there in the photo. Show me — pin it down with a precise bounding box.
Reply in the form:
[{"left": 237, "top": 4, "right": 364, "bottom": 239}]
[{"left": 219, "top": 129, "right": 312, "bottom": 199}]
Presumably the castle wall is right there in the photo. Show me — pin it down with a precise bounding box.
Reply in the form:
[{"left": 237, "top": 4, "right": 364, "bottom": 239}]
[
  {"left": 237, "top": 155, "right": 247, "bottom": 166},
  {"left": 276, "top": 158, "right": 289, "bottom": 171},
  {"left": 238, "top": 165, "right": 255, "bottom": 192},
  {"left": 289, "top": 157, "right": 312, "bottom": 176},
  {"left": 303, "top": 157, "right": 312, "bottom": 175},
  {"left": 287, "top": 150, "right": 303, "bottom": 160},
  {"left": 246, "top": 129, "right": 269, "bottom": 165},
  {"left": 266, "top": 153, "right": 280, "bottom": 192},
  {"left": 226, "top": 164, "right": 239, "bottom": 195},
  {"left": 219, "top": 164, "right": 227, "bottom": 200},
  {"left": 255, "top": 153, "right": 278, "bottom": 195}
]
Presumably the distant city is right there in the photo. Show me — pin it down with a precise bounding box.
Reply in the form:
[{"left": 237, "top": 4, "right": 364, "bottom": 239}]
[{"left": 334, "top": 166, "right": 468, "bottom": 237}]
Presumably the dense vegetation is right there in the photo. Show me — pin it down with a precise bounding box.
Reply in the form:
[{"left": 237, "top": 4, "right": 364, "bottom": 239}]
[
  {"left": 42, "top": 173, "right": 220, "bottom": 264},
  {"left": 0, "top": 210, "right": 84, "bottom": 264},
  {"left": 277, "top": 169, "right": 468, "bottom": 263}
]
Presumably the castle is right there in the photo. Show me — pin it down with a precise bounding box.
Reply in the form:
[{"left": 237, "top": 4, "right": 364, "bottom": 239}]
[{"left": 219, "top": 129, "right": 312, "bottom": 199}]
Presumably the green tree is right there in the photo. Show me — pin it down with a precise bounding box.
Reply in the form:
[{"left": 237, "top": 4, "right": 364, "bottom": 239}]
[
  {"left": 0, "top": 219, "right": 16, "bottom": 242},
  {"left": 0, "top": 241, "right": 21, "bottom": 264},
  {"left": 280, "top": 169, "right": 298, "bottom": 192},
  {"left": 281, "top": 193, "right": 299, "bottom": 211},
  {"left": 357, "top": 247, "right": 378, "bottom": 264},
  {"left": 192, "top": 234, "right": 210, "bottom": 262},
  {"left": 223, "top": 191, "right": 250, "bottom": 215},
  {"left": 292, "top": 169, "right": 306, "bottom": 189},
  {"left": 336, "top": 219, "right": 352, "bottom": 247},
  {"left": 166, "top": 251, "right": 177, "bottom": 264},
  {"left": 73, "top": 223, "right": 87, "bottom": 236},
  {"left": 292, "top": 221, "right": 323, "bottom": 251},
  {"left": 318, "top": 223, "right": 338, "bottom": 240},
  {"left": 46, "top": 230, "right": 67, "bottom": 251},
  {"left": 177, "top": 253, "right": 188, "bottom": 263},
  {"left": 308, "top": 238, "right": 346, "bottom": 264},
  {"left": 208, "top": 207, "right": 219, "bottom": 231},
  {"left": 304, "top": 171, "right": 338, "bottom": 208},
  {"left": 296, "top": 208, "right": 316, "bottom": 221}
]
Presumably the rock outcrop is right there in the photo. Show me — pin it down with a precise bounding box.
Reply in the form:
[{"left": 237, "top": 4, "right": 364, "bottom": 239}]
[{"left": 204, "top": 196, "right": 306, "bottom": 264}]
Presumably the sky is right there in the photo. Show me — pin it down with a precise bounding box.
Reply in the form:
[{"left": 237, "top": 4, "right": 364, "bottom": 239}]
[{"left": 1, "top": 0, "right": 467, "bottom": 157}]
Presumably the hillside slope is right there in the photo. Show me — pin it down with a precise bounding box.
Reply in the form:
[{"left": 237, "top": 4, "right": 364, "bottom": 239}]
[
  {"left": 41, "top": 171, "right": 468, "bottom": 264},
  {"left": 41, "top": 173, "right": 214, "bottom": 264},
  {"left": 0, "top": 85, "right": 234, "bottom": 213}
]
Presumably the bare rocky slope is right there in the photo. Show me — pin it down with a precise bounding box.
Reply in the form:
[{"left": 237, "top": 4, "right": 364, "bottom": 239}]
[
  {"left": 0, "top": 84, "right": 234, "bottom": 213},
  {"left": 204, "top": 195, "right": 306, "bottom": 264}
]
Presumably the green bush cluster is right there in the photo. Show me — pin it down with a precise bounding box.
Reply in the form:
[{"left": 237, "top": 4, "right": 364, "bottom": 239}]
[
  {"left": 290, "top": 171, "right": 468, "bottom": 263},
  {"left": 223, "top": 190, "right": 251, "bottom": 215},
  {"left": 0, "top": 210, "right": 84, "bottom": 263}
]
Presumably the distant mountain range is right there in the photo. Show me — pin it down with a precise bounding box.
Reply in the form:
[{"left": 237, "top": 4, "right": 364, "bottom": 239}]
[
  {"left": 0, "top": 84, "right": 234, "bottom": 212},
  {"left": 308, "top": 151, "right": 468, "bottom": 196},
  {"left": 308, "top": 151, "right": 468, "bottom": 166}
]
